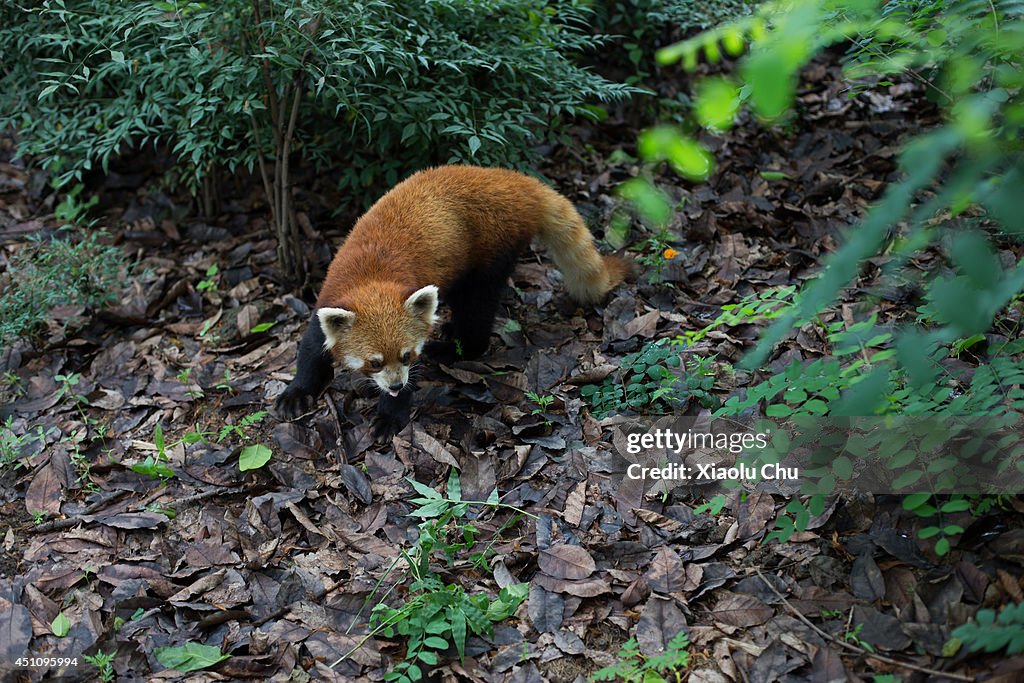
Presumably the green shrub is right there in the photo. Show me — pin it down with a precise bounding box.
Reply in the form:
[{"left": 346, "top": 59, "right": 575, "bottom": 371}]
[
  {"left": 0, "top": 231, "right": 126, "bottom": 346},
  {"left": 591, "top": 630, "right": 691, "bottom": 682},
  {"left": 0, "top": 0, "right": 636, "bottom": 280},
  {"left": 952, "top": 603, "right": 1024, "bottom": 655},
  {"left": 335, "top": 472, "right": 530, "bottom": 682},
  {"left": 1, "top": 0, "right": 634, "bottom": 188},
  {"left": 581, "top": 338, "right": 717, "bottom": 417},
  {"left": 621, "top": 0, "right": 1024, "bottom": 542},
  {"left": 586, "top": 0, "right": 757, "bottom": 83},
  {"left": 647, "top": 0, "right": 1024, "bottom": 373},
  {"left": 691, "top": 285, "right": 1024, "bottom": 546}
]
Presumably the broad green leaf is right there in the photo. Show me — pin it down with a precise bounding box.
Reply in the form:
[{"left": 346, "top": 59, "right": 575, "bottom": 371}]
[
  {"left": 446, "top": 469, "right": 461, "bottom": 502},
  {"left": 239, "top": 444, "right": 272, "bottom": 471},
  {"left": 902, "top": 493, "right": 932, "bottom": 511},
  {"left": 155, "top": 643, "right": 230, "bottom": 672},
  {"left": 832, "top": 456, "right": 853, "bottom": 480},
  {"left": 695, "top": 78, "right": 739, "bottom": 131},
  {"left": 743, "top": 50, "right": 792, "bottom": 119},
  {"left": 637, "top": 127, "right": 713, "bottom": 181},
  {"left": 51, "top": 611, "right": 71, "bottom": 637},
  {"left": 618, "top": 178, "right": 670, "bottom": 226},
  {"left": 407, "top": 478, "right": 442, "bottom": 500},
  {"left": 892, "top": 469, "right": 923, "bottom": 489}
]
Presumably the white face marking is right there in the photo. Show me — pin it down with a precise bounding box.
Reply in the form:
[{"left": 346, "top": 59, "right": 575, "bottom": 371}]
[
  {"left": 344, "top": 355, "right": 363, "bottom": 370},
  {"left": 415, "top": 341, "right": 425, "bottom": 354},
  {"left": 374, "top": 365, "right": 410, "bottom": 396}
]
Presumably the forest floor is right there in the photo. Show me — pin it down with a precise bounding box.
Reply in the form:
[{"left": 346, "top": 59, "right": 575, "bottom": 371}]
[{"left": 1, "top": 52, "right": 1022, "bottom": 683}]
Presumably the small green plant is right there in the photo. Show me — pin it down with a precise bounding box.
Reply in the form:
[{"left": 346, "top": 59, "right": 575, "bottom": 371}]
[
  {"left": 0, "top": 232, "right": 126, "bottom": 346},
  {"left": 372, "top": 578, "right": 527, "bottom": 683},
  {"left": 679, "top": 286, "right": 798, "bottom": 348},
  {"left": 951, "top": 603, "right": 1024, "bottom": 655},
  {"left": 68, "top": 442, "right": 100, "bottom": 495},
  {"left": 950, "top": 333, "right": 986, "bottom": 357},
  {"left": 83, "top": 649, "right": 116, "bottom": 683},
  {"left": 2, "top": 371, "right": 23, "bottom": 395},
  {"left": 693, "top": 493, "right": 727, "bottom": 517},
  {"left": 590, "top": 629, "right": 691, "bottom": 682},
  {"left": 130, "top": 425, "right": 177, "bottom": 482},
  {"left": 177, "top": 368, "right": 205, "bottom": 400},
  {"left": 198, "top": 317, "right": 219, "bottom": 342},
  {"left": 336, "top": 471, "right": 532, "bottom": 681},
  {"left": 843, "top": 623, "right": 875, "bottom": 653},
  {"left": 215, "top": 368, "right": 234, "bottom": 393},
  {"left": 55, "top": 373, "right": 87, "bottom": 408},
  {"left": 131, "top": 414, "right": 272, "bottom": 477},
  {"left": 218, "top": 411, "right": 275, "bottom": 471},
  {"left": 53, "top": 183, "right": 99, "bottom": 225},
  {"left": 902, "top": 494, "right": 976, "bottom": 557},
  {"left": 525, "top": 392, "right": 555, "bottom": 415},
  {"left": 216, "top": 410, "right": 267, "bottom": 442},
  {"left": 581, "top": 339, "right": 716, "bottom": 417},
  {"left": 633, "top": 225, "right": 682, "bottom": 285},
  {"left": 196, "top": 264, "right": 219, "bottom": 293},
  {"left": 0, "top": 418, "right": 53, "bottom": 471}
]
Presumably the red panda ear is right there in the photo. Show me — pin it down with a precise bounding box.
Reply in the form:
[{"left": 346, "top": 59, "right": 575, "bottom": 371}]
[
  {"left": 316, "top": 307, "right": 356, "bottom": 350},
  {"left": 404, "top": 285, "right": 439, "bottom": 325}
]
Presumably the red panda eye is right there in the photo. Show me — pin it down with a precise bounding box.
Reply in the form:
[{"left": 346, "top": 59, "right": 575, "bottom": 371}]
[
  {"left": 401, "top": 352, "right": 411, "bottom": 364},
  {"left": 369, "top": 359, "right": 383, "bottom": 370}
]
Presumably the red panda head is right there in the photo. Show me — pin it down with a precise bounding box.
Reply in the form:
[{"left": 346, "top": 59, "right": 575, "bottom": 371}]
[{"left": 317, "top": 284, "right": 438, "bottom": 396}]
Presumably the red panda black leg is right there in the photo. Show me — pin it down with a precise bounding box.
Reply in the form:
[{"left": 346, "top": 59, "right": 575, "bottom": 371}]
[
  {"left": 373, "top": 382, "right": 414, "bottom": 439},
  {"left": 273, "top": 314, "right": 335, "bottom": 420},
  {"left": 430, "top": 253, "right": 520, "bottom": 361}
]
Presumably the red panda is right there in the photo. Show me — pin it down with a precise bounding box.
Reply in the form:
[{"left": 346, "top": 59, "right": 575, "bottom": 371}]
[{"left": 273, "top": 165, "right": 630, "bottom": 437}]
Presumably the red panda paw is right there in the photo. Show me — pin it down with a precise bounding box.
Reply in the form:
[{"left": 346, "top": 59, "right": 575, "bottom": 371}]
[
  {"left": 273, "top": 386, "right": 319, "bottom": 421},
  {"left": 372, "top": 412, "right": 406, "bottom": 441}
]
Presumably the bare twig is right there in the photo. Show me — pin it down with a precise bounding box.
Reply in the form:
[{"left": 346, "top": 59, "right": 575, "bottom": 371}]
[
  {"left": 281, "top": 81, "right": 304, "bottom": 282},
  {"left": 28, "top": 486, "right": 249, "bottom": 535},
  {"left": 754, "top": 568, "right": 974, "bottom": 682},
  {"left": 248, "top": 106, "right": 279, "bottom": 229}
]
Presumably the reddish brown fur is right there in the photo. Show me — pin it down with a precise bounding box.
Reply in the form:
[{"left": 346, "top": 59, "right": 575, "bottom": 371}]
[
  {"left": 274, "top": 166, "right": 629, "bottom": 426},
  {"left": 317, "top": 165, "right": 626, "bottom": 311}
]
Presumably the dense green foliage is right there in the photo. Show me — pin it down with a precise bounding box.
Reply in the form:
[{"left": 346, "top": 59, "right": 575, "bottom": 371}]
[
  {"left": 590, "top": 630, "right": 691, "bottom": 682},
  {"left": 346, "top": 472, "right": 529, "bottom": 683},
  {"left": 586, "top": 0, "right": 756, "bottom": 83},
  {"left": 619, "top": 0, "right": 1024, "bottom": 550},
  {"left": 0, "top": 0, "right": 634, "bottom": 197},
  {"left": 0, "top": 231, "right": 125, "bottom": 346},
  {"left": 581, "top": 338, "right": 717, "bottom": 416},
  {"left": 952, "top": 602, "right": 1024, "bottom": 655},
  {"left": 653, "top": 0, "right": 1024, "bottom": 374}
]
